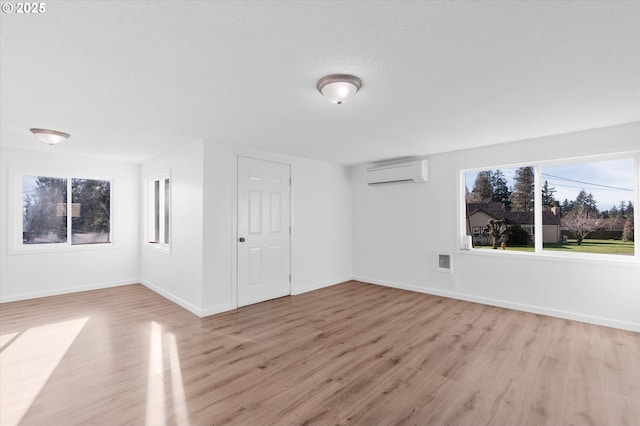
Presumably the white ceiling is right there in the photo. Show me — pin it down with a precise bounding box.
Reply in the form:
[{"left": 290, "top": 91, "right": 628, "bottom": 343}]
[{"left": 1, "top": 1, "right": 639, "bottom": 165}]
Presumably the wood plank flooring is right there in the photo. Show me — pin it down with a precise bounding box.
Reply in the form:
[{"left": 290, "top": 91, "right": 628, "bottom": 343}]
[{"left": 1, "top": 281, "right": 638, "bottom": 425}]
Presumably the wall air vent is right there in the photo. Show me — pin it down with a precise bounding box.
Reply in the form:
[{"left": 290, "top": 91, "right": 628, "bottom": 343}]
[
  {"left": 366, "top": 159, "right": 428, "bottom": 185},
  {"left": 438, "top": 253, "right": 453, "bottom": 273}
]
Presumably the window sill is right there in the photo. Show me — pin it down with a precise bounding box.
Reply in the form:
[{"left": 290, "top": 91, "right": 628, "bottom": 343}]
[
  {"left": 144, "top": 243, "right": 171, "bottom": 254},
  {"left": 457, "top": 247, "right": 640, "bottom": 268},
  {"left": 9, "top": 242, "right": 116, "bottom": 255}
]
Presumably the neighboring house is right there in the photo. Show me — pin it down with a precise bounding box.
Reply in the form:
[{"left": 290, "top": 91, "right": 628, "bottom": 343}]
[{"left": 466, "top": 202, "right": 561, "bottom": 245}]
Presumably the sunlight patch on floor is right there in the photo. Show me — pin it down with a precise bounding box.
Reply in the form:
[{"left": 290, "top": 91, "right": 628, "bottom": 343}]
[
  {"left": 0, "top": 332, "right": 19, "bottom": 351},
  {"left": 0, "top": 317, "right": 89, "bottom": 426},
  {"left": 168, "top": 333, "right": 189, "bottom": 425},
  {"left": 146, "top": 321, "right": 190, "bottom": 426}
]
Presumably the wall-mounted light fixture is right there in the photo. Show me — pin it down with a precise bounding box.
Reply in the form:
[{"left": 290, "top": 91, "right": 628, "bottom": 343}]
[
  {"left": 317, "top": 74, "right": 362, "bottom": 105},
  {"left": 30, "top": 128, "right": 71, "bottom": 145}
]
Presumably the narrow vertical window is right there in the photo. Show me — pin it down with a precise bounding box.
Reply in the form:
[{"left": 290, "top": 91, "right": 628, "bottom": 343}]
[
  {"left": 153, "top": 180, "right": 160, "bottom": 243},
  {"left": 164, "top": 178, "right": 170, "bottom": 244},
  {"left": 147, "top": 174, "right": 170, "bottom": 248}
]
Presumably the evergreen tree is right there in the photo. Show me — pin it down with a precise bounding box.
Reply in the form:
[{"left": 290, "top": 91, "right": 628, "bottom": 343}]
[
  {"left": 490, "top": 170, "right": 511, "bottom": 210},
  {"left": 619, "top": 201, "right": 627, "bottom": 217},
  {"left": 541, "top": 180, "right": 557, "bottom": 208},
  {"left": 575, "top": 190, "right": 598, "bottom": 215},
  {"left": 509, "top": 166, "right": 534, "bottom": 212},
  {"left": 609, "top": 204, "right": 619, "bottom": 218},
  {"left": 471, "top": 171, "right": 493, "bottom": 202}
]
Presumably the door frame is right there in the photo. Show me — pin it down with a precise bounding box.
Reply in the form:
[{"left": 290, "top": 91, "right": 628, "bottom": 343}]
[{"left": 232, "top": 152, "right": 293, "bottom": 309}]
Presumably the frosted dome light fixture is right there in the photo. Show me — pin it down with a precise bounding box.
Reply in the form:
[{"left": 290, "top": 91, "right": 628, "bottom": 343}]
[
  {"left": 317, "top": 74, "right": 362, "bottom": 105},
  {"left": 30, "top": 128, "right": 71, "bottom": 145}
]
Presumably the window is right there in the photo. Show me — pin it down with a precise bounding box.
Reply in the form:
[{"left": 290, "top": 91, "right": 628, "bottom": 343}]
[
  {"left": 541, "top": 158, "right": 635, "bottom": 256},
  {"left": 71, "top": 178, "right": 111, "bottom": 244},
  {"left": 462, "top": 154, "right": 638, "bottom": 258},
  {"left": 21, "top": 174, "right": 111, "bottom": 247},
  {"left": 22, "top": 176, "right": 68, "bottom": 244},
  {"left": 464, "top": 166, "right": 535, "bottom": 251},
  {"left": 146, "top": 174, "right": 170, "bottom": 249}
]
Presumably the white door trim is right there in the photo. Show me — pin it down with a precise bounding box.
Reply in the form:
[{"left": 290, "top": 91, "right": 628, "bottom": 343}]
[{"left": 233, "top": 153, "right": 292, "bottom": 308}]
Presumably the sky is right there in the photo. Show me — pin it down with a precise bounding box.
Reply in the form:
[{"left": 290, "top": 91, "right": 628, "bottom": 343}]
[{"left": 465, "top": 158, "right": 636, "bottom": 212}]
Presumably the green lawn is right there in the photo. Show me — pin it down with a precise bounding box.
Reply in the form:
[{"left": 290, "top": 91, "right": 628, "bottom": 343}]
[
  {"left": 476, "top": 239, "right": 634, "bottom": 255},
  {"left": 544, "top": 239, "right": 634, "bottom": 255}
]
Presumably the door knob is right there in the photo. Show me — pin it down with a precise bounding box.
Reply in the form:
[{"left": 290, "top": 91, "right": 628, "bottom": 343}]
[{"left": 239, "top": 237, "right": 246, "bottom": 242}]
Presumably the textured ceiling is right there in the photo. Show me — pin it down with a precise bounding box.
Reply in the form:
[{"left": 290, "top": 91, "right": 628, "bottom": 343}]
[{"left": 1, "top": 1, "right": 639, "bottom": 165}]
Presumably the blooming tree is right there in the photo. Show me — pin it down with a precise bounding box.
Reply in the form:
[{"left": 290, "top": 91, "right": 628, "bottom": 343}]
[{"left": 561, "top": 207, "right": 600, "bottom": 245}]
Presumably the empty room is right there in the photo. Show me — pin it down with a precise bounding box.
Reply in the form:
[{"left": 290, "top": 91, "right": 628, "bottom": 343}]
[{"left": 1, "top": 1, "right": 639, "bottom": 425}]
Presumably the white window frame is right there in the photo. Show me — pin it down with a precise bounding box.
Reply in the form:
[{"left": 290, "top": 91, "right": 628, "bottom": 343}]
[
  {"left": 9, "top": 164, "right": 115, "bottom": 254},
  {"left": 459, "top": 152, "right": 640, "bottom": 263},
  {"left": 145, "top": 170, "right": 171, "bottom": 253}
]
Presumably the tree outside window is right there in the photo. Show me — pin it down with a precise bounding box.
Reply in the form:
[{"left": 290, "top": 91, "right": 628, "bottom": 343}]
[
  {"left": 464, "top": 156, "right": 636, "bottom": 256},
  {"left": 22, "top": 175, "right": 111, "bottom": 246},
  {"left": 23, "top": 176, "right": 67, "bottom": 244}
]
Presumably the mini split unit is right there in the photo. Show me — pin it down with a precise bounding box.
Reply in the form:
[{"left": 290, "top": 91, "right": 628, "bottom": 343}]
[{"left": 366, "top": 159, "right": 429, "bottom": 185}]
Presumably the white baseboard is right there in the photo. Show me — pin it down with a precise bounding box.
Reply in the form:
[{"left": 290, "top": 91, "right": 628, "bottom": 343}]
[
  {"left": 140, "top": 279, "right": 234, "bottom": 318},
  {"left": 139, "top": 279, "right": 202, "bottom": 317},
  {"left": 292, "top": 276, "right": 353, "bottom": 296},
  {"left": 0, "top": 279, "right": 137, "bottom": 304},
  {"left": 199, "top": 303, "right": 235, "bottom": 317},
  {"left": 6, "top": 274, "right": 634, "bottom": 332},
  {"left": 143, "top": 276, "right": 354, "bottom": 317},
  {"left": 354, "top": 275, "right": 640, "bottom": 333}
]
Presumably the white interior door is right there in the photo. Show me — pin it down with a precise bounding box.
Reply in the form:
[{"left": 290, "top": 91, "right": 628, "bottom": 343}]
[{"left": 237, "top": 156, "right": 291, "bottom": 307}]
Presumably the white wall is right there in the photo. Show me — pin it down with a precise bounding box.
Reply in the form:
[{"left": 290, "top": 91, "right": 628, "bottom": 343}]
[
  {"left": 201, "top": 142, "right": 353, "bottom": 314},
  {"left": 353, "top": 122, "right": 640, "bottom": 331},
  {"left": 140, "top": 140, "right": 205, "bottom": 313},
  {"left": 7, "top": 124, "right": 635, "bottom": 331},
  {"left": 140, "top": 140, "right": 353, "bottom": 317},
  {"left": 202, "top": 141, "right": 234, "bottom": 314},
  {"left": 290, "top": 157, "right": 353, "bottom": 295},
  {"left": 0, "top": 147, "right": 140, "bottom": 302},
  {"left": 1, "top": 138, "right": 352, "bottom": 315}
]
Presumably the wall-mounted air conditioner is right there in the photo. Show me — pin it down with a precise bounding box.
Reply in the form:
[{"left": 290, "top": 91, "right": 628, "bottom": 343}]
[{"left": 366, "top": 159, "right": 428, "bottom": 185}]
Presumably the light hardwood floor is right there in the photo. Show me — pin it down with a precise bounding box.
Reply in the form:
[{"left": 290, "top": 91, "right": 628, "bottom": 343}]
[{"left": 1, "top": 281, "right": 638, "bottom": 425}]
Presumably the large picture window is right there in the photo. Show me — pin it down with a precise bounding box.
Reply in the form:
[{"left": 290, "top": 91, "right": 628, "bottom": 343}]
[
  {"left": 462, "top": 154, "right": 638, "bottom": 258},
  {"left": 21, "top": 174, "right": 111, "bottom": 246}
]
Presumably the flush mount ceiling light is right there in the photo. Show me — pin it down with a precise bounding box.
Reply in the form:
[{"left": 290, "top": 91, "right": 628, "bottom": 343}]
[
  {"left": 30, "top": 128, "right": 71, "bottom": 145},
  {"left": 317, "top": 74, "right": 362, "bottom": 105}
]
